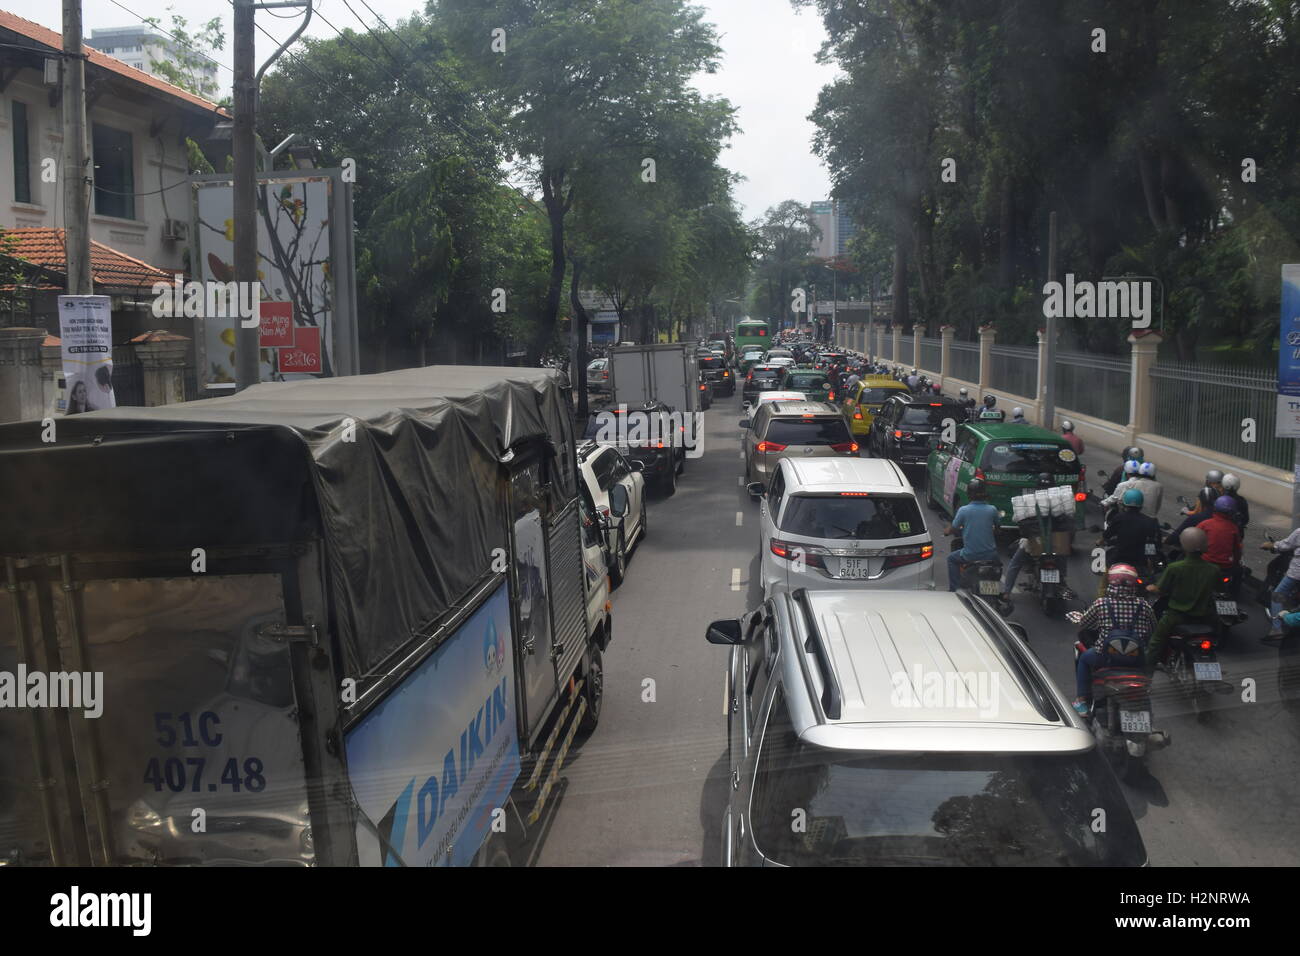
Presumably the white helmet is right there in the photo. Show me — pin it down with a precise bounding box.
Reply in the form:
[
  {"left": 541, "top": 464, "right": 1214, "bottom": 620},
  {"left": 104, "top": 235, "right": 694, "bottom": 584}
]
[
  {"left": 1123, "top": 459, "right": 1141, "bottom": 476},
  {"left": 1012, "top": 407, "right": 1024, "bottom": 418},
  {"left": 1061, "top": 420, "right": 1074, "bottom": 432},
  {"left": 1222, "top": 473, "right": 1240, "bottom": 492},
  {"left": 959, "top": 387, "right": 969, "bottom": 397},
  {"left": 1138, "top": 461, "right": 1156, "bottom": 479}
]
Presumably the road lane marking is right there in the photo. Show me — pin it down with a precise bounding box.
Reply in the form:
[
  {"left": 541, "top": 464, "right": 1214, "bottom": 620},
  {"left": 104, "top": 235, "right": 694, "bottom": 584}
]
[
  {"left": 738, "top": 450, "right": 744, "bottom": 460},
  {"left": 723, "top": 671, "right": 729, "bottom": 716},
  {"left": 737, "top": 475, "right": 743, "bottom": 486},
  {"left": 730, "top": 568, "right": 741, "bottom": 591},
  {"left": 736, "top": 511, "right": 743, "bottom": 526}
]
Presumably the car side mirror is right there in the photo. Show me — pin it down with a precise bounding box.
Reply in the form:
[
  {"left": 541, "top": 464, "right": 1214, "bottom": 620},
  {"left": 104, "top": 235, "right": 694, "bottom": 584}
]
[
  {"left": 608, "top": 483, "right": 630, "bottom": 517},
  {"left": 706, "top": 619, "right": 744, "bottom": 645},
  {"left": 628, "top": 459, "right": 645, "bottom": 473},
  {"left": 746, "top": 482, "right": 765, "bottom": 498},
  {"left": 739, "top": 418, "right": 751, "bottom": 429}
]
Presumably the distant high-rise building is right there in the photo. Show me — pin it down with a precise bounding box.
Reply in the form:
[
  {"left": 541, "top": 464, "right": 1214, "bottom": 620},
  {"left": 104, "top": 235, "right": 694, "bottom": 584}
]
[
  {"left": 89, "top": 25, "right": 220, "bottom": 95},
  {"left": 809, "top": 199, "right": 857, "bottom": 260}
]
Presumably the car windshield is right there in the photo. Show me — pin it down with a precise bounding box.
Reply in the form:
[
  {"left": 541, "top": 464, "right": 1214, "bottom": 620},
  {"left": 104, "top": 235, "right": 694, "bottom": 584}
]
[
  {"left": 751, "top": 747, "right": 1145, "bottom": 867},
  {"left": 981, "top": 441, "right": 1080, "bottom": 476},
  {"left": 898, "top": 405, "right": 953, "bottom": 427},
  {"left": 764, "top": 417, "right": 851, "bottom": 446},
  {"left": 780, "top": 494, "right": 923, "bottom": 540}
]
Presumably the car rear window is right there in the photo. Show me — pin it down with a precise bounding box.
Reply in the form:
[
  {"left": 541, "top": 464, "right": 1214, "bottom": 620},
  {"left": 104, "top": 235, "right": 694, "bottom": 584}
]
[
  {"left": 699, "top": 357, "right": 724, "bottom": 369},
  {"left": 980, "top": 441, "right": 1080, "bottom": 476},
  {"left": 898, "top": 405, "right": 954, "bottom": 427},
  {"left": 751, "top": 725, "right": 1144, "bottom": 866},
  {"left": 780, "top": 493, "right": 923, "bottom": 540},
  {"left": 751, "top": 367, "right": 781, "bottom": 380},
  {"left": 764, "top": 417, "right": 852, "bottom": 446},
  {"left": 859, "top": 386, "right": 905, "bottom": 404},
  {"left": 783, "top": 372, "right": 829, "bottom": 391}
]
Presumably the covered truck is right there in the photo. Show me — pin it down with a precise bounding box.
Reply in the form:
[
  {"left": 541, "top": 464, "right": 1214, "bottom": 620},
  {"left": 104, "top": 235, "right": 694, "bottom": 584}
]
[{"left": 0, "top": 366, "right": 611, "bottom": 866}]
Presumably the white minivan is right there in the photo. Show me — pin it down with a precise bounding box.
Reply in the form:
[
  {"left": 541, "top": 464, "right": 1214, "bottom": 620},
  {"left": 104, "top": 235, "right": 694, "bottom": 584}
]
[{"left": 751, "top": 457, "right": 935, "bottom": 595}]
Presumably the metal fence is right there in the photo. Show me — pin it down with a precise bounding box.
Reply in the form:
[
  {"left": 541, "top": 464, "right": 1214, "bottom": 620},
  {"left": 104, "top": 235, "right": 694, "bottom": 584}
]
[
  {"left": 1151, "top": 360, "right": 1288, "bottom": 469},
  {"left": 111, "top": 345, "right": 145, "bottom": 406},
  {"left": 919, "top": 337, "right": 942, "bottom": 372},
  {"left": 898, "top": 337, "right": 913, "bottom": 366},
  {"left": 951, "top": 341, "right": 979, "bottom": 382},
  {"left": 988, "top": 344, "right": 1037, "bottom": 400},
  {"left": 1056, "top": 351, "right": 1130, "bottom": 424}
]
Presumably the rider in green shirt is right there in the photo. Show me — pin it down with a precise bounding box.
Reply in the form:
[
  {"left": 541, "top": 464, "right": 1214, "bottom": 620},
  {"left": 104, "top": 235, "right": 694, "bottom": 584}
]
[{"left": 1144, "top": 527, "right": 1220, "bottom": 669}]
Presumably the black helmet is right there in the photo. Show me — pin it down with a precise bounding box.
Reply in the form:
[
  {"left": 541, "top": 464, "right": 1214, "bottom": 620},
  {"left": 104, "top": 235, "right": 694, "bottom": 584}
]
[
  {"left": 983, "top": 395, "right": 996, "bottom": 407},
  {"left": 967, "top": 478, "right": 988, "bottom": 500},
  {"left": 1125, "top": 446, "right": 1145, "bottom": 462},
  {"left": 1036, "top": 472, "right": 1054, "bottom": 489}
]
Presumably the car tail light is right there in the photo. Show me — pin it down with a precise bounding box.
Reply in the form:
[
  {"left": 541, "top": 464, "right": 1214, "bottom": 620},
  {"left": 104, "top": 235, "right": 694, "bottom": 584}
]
[
  {"left": 882, "top": 544, "right": 931, "bottom": 569},
  {"left": 722, "top": 370, "right": 730, "bottom": 377},
  {"left": 756, "top": 441, "right": 787, "bottom": 453},
  {"left": 853, "top": 409, "right": 863, "bottom": 420},
  {"left": 839, "top": 491, "right": 869, "bottom": 496},
  {"left": 975, "top": 468, "right": 985, "bottom": 479},
  {"left": 831, "top": 442, "right": 859, "bottom": 453},
  {"left": 1199, "top": 639, "right": 1213, "bottom": 651},
  {"left": 1222, "top": 576, "right": 1231, "bottom": 584},
  {"left": 893, "top": 429, "right": 913, "bottom": 440},
  {"left": 770, "top": 539, "right": 826, "bottom": 569}
]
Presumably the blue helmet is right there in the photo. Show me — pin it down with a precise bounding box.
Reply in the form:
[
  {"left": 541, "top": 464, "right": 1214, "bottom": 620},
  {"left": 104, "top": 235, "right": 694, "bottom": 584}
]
[{"left": 1122, "top": 488, "right": 1145, "bottom": 508}]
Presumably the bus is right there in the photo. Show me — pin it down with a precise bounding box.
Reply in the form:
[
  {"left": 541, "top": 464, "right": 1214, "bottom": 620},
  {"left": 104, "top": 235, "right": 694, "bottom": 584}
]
[{"left": 734, "top": 318, "right": 770, "bottom": 354}]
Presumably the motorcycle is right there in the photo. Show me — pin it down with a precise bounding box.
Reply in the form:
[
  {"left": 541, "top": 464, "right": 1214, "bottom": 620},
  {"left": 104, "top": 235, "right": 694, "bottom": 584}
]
[
  {"left": 1016, "top": 514, "right": 1073, "bottom": 617},
  {"left": 953, "top": 534, "right": 1014, "bottom": 616},
  {"left": 1067, "top": 611, "right": 1171, "bottom": 781},
  {"left": 1159, "top": 619, "right": 1232, "bottom": 720}
]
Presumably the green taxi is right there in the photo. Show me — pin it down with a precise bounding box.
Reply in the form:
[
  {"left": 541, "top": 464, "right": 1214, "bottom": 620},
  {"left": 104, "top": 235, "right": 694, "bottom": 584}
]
[
  {"left": 840, "top": 376, "right": 913, "bottom": 437},
  {"left": 924, "top": 422, "right": 1085, "bottom": 530}
]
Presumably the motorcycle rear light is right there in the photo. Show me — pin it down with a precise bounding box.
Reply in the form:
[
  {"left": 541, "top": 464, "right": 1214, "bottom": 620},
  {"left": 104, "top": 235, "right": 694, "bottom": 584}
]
[
  {"left": 1199, "top": 639, "right": 1213, "bottom": 651},
  {"left": 1075, "top": 492, "right": 1087, "bottom": 501},
  {"left": 1222, "top": 576, "right": 1231, "bottom": 584},
  {"left": 755, "top": 441, "right": 787, "bottom": 452},
  {"left": 853, "top": 410, "right": 863, "bottom": 420},
  {"left": 831, "top": 442, "right": 859, "bottom": 453}
]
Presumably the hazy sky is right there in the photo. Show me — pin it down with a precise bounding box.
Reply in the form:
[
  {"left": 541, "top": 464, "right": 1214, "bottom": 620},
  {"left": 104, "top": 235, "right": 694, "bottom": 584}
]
[{"left": 34, "top": 0, "right": 836, "bottom": 218}]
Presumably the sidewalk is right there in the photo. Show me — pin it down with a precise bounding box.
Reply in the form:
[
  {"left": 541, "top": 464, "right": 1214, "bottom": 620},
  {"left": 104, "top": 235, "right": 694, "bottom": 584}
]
[{"left": 1070, "top": 425, "right": 1290, "bottom": 580}]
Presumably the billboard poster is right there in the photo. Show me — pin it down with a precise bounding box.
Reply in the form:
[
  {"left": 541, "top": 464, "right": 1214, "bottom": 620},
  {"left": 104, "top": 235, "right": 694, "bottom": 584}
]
[
  {"left": 1278, "top": 264, "right": 1300, "bottom": 438},
  {"left": 57, "top": 295, "right": 115, "bottom": 414},
  {"left": 193, "top": 175, "right": 336, "bottom": 385},
  {"left": 345, "top": 582, "right": 520, "bottom": 867}
]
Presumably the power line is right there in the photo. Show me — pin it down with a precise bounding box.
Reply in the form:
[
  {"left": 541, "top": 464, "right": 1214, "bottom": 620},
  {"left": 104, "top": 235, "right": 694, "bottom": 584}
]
[{"left": 107, "top": 0, "right": 236, "bottom": 78}]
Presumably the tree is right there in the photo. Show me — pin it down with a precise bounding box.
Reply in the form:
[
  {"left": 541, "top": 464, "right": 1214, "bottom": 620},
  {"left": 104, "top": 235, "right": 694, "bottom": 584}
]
[{"left": 142, "top": 7, "right": 228, "bottom": 106}]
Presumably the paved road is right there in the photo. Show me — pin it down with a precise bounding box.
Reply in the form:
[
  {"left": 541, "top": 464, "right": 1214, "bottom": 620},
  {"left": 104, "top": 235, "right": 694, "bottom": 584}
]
[{"left": 535, "top": 397, "right": 1300, "bottom": 866}]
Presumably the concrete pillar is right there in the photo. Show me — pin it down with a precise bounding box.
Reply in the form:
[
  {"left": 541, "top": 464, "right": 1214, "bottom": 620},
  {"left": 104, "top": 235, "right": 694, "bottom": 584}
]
[
  {"left": 978, "top": 325, "right": 996, "bottom": 396},
  {"left": 891, "top": 326, "right": 902, "bottom": 366},
  {"left": 132, "top": 331, "right": 191, "bottom": 406},
  {"left": 1127, "top": 330, "right": 1163, "bottom": 444},
  {"left": 913, "top": 326, "right": 925, "bottom": 373},
  {"left": 40, "top": 337, "right": 63, "bottom": 416},
  {"left": 939, "top": 326, "right": 953, "bottom": 386},
  {"left": 1035, "top": 328, "right": 1049, "bottom": 427},
  {"left": 0, "top": 327, "right": 49, "bottom": 423},
  {"left": 876, "top": 326, "right": 885, "bottom": 362}
]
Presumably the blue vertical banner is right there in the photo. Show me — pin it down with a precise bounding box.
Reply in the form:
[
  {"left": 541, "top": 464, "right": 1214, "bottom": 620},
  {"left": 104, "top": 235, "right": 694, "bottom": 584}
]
[{"left": 1278, "top": 265, "right": 1300, "bottom": 439}]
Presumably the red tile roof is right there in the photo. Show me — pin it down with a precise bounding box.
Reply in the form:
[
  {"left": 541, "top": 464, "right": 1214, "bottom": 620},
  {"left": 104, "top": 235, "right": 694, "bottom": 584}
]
[
  {"left": 0, "top": 10, "right": 230, "bottom": 118},
  {"left": 2, "top": 228, "right": 180, "bottom": 291}
]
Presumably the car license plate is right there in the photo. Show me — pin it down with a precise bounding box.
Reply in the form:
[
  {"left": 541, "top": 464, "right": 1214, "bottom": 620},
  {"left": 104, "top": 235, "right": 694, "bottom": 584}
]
[
  {"left": 836, "top": 558, "right": 870, "bottom": 580},
  {"left": 1120, "top": 710, "right": 1151, "bottom": 734},
  {"left": 1145, "top": 543, "right": 1157, "bottom": 555},
  {"left": 978, "top": 579, "right": 1001, "bottom": 595},
  {"left": 1194, "top": 661, "right": 1223, "bottom": 682},
  {"left": 1040, "top": 568, "right": 1061, "bottom": 583},
  {"left": 1215, "top": 600, "right": 1238, "bottom": 617}
]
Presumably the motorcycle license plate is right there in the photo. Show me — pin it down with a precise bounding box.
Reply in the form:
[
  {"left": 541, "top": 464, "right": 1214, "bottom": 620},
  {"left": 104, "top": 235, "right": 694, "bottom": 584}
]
[
  {"left": 1119, "top": 710, "right": 1151, "bottom": 734},
  {"left": 1145, "top": 543, "right": 1157, "bottom": 555},
  {"left": 1215, "top": 600, "right": 1238, "bottom": 617},
  {"left": 1040, "top": 568, "right": 1061, "bottom": 583},
  {"left": 836, "top": 558, "right": 871, "bottom": 580},
  {"left": 978, "top": 579, "right": 1001, "bottom": 595},
  {"left": 1194, "top": 661, "right": 1223, "bottom": 682}
]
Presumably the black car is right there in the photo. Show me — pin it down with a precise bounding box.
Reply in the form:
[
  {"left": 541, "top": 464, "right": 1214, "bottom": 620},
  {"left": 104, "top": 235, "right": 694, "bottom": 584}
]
[
  {"left": 742, "top": 364, "right": 784, "bottom": 405},
  {"left": 867, "top": 394, "right": 965, "bottom": 467},
  {"left": 582, "top": 399, "right": 686, "bottom": 494},
  {"left": 699, "top": 354, "right": 735, "bottom": 396}
]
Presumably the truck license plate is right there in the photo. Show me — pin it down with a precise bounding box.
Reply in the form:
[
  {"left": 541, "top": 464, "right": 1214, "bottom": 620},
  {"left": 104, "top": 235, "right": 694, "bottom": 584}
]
[
  {"left": 1120, "top": 710, "right": 1151, "bottom": 734},
  {"left": 836, "top": 558, "right": 870, "bottom": 580},
  {"left": 1040, "top": 568, "right": 1061, "bottom": 583},
  {"left": 1194, "top": 661, "right": 1223, "bottom": 682},
  {"left": 1215, "top": 600, "right": 1238, "bottom": 617},
  {"left": 978, "top": 579, "right": 1001, "bottom": 595}
]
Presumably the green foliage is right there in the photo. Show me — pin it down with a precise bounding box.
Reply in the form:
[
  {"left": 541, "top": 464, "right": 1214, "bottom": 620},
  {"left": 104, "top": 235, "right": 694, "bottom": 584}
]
[{"left": 141, "top": 7, "right": 225, "bottom": 103}]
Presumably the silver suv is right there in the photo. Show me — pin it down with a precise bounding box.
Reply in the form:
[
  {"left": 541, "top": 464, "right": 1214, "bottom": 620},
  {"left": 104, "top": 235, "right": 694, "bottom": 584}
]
[
  {"left": 706, "top": 589, "right": 1147, "bottom": 866},
  {"left": 740, "top": 401, "right": 857, "bottom": 486}
]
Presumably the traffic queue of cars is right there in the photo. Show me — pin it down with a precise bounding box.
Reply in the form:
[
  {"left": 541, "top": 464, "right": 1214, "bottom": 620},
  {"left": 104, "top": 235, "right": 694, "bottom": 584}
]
[{"left": 708, "top": 333, "right": 1149, "bottom": 866}]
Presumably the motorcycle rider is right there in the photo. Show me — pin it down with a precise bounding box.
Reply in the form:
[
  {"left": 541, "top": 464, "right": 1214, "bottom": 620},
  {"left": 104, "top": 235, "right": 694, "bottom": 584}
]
[
  {"left": 1009, "top": 406, "right": 1030, "bottom": 425},
  {"left": 1103, "top": 488, "right": 1161, "bottom": 570},
  {"left": 978, "top": 394, "right": 1005, "bottom": 422},
  {"left": 1060, "top": 419, "right": 1085, "bottom": 456},
  {"left": 1221, "top": 473, "right": 1250, "bottom": 532},
  {"left": 1201, "top": 495, "right": 1244, "bottom": 594},
  {"left": 1102, "top": 446, "right": 1144, "bottom": 497},
  {"left": 958, "top": 387, "right": 977, "bottom": 420},
  {"left": 1166, "top": 486, "right": 1214, "bottom": 547},
  {"left": 1102, "top": 460, "right": 1162, "bottom": 520},
  {"left": 1001, "top": 473, "right": 1057, "bottom": 601},
  {"left": 1262, "top": 523, "right": 1300, "bottom": 640},
  {"left": 1072, "top": 564, "right": 1157, "bottom": 716},
  {"left": 943, "top": 477, "right": 1000, "bottom": 592},
  {"left": 1145, "top": 527, "right": 1220, "bottom": 671},
  {"left": 1100, "top": 459, "right": 1141, "bottom": 523}
]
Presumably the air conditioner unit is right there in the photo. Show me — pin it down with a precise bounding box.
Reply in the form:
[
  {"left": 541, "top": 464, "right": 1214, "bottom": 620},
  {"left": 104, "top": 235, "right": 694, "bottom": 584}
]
[{"left": 162, "top": 219, "right": 188, "bottom": 241}]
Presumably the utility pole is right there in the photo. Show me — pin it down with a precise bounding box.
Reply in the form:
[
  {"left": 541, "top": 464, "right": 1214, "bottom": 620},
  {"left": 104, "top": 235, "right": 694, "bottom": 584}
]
[
  {"left": 1042, "top": 210, "right": 1058, "bottom": 430},
  {"left": 232, "top": 0, "right": 259, "bottom": 389},
  {"left": 61, "top": 0, "right": 91, "bottom": 294}
]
